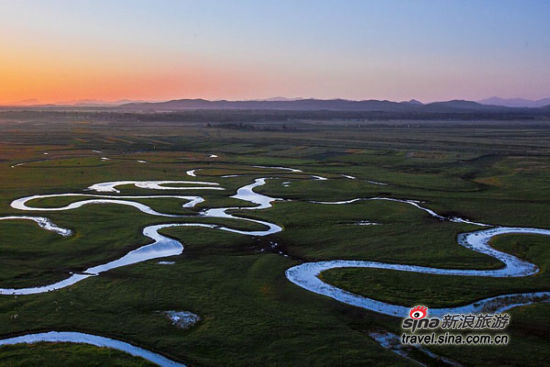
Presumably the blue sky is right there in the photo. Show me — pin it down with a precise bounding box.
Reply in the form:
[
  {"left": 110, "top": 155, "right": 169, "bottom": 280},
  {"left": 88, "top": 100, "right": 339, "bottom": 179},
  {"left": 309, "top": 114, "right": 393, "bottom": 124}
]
[{"left": 1, "top": 0, "right": 549, "bottom": 103}]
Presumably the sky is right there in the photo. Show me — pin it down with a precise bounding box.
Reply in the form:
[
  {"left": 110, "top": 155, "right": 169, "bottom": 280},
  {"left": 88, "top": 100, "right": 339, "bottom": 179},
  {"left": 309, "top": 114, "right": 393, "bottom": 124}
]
[{"left": 1, "top": 0, "right": 549, "bottom": 105}]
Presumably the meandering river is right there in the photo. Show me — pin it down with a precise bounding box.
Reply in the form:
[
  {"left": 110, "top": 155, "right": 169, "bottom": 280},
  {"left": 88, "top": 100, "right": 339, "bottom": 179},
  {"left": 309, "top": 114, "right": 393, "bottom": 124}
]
[{"left": 1, "top": 170, "right": 549, "bottom": 365}]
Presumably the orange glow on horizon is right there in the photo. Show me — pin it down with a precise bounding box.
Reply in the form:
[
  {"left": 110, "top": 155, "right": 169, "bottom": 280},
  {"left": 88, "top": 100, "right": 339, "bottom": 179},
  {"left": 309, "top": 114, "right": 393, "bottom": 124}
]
[
  {"left": 0, "top": 61, "right": 256, "bottom": 106},
  {"left": 0, "top": 36, "right": 272, "bottom": 105},
  {"left": 1, "top": 2, "right": 549, "bottom": 105}
]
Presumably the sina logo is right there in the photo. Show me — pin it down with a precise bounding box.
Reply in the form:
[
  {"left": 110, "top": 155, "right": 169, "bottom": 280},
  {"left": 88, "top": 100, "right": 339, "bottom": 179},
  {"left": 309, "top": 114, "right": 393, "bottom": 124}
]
[
  {"left": 409, "top": 305, "right": 428, "bottom": 320},
  {"left": 402, "top": 305, "right": 440, "bottom": 332}
]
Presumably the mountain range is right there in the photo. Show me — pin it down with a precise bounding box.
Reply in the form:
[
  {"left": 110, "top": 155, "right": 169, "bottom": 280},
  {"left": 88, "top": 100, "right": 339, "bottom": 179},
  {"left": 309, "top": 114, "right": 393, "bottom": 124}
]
[
  {"left": 2, "top": 97, "right": 550, "bottom": 115},
  {"left": 115, "top": 98, "right": 550, "bottom": 113},
  {"left": 478, "top": 97, "right": 550, "bottom": 108}
]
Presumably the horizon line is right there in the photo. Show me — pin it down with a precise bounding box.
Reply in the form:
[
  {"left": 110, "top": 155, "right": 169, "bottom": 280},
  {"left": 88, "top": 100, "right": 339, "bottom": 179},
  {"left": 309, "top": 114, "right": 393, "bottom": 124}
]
[{"left": 3, "top": 95, "right": 550, "bottom": 108}]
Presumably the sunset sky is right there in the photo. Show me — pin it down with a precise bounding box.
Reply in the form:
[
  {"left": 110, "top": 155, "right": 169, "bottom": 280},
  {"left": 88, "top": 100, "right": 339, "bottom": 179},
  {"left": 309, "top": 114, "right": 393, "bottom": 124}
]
[{"left": 1, "top": 0, "right": 549, "bottom": 105}]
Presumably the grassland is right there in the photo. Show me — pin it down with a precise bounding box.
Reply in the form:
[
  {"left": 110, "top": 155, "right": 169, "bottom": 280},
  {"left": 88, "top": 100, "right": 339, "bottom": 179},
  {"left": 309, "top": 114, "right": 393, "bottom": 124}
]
[{"left": 0, "top": 114, "right": 549, "bottom": 366}]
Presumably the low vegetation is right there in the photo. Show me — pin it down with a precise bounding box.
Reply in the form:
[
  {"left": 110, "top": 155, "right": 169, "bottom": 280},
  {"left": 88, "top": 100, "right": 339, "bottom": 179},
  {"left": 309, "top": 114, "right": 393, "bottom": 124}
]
[{"left": 0, "top": 116, "right": 549, "bottom": 366}]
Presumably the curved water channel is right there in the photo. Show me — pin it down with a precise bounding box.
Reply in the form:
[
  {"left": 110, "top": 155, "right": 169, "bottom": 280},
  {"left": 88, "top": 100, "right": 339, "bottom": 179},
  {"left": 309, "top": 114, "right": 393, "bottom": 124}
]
[
  {"left": 0, "top": 178, "right": 279, "bottom": 295},
  {"left": 1, "top": 171, "right": 549, "bottom": 365},
  {"left": 0, "top": 332, "right": 187, "bottom": 367}
]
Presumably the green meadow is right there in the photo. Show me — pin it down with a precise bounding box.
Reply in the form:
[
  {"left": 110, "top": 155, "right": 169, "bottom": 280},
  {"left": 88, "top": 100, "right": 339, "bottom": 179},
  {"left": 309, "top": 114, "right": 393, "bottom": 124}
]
[{"left": 0, "top": 116, "right": 549, "bottom": 366}]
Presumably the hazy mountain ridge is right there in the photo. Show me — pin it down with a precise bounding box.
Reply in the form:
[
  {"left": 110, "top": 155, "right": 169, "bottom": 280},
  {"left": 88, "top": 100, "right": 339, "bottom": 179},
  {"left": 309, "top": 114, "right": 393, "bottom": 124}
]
[
  {"left": 116, "top": 98, "right": 549, "bottom": 113},
  {"left": 479, "top": 97, "right": 550, "bottom": 108},
  {"left": 2, "top": 98, "right": 549, "bottom": 117}
]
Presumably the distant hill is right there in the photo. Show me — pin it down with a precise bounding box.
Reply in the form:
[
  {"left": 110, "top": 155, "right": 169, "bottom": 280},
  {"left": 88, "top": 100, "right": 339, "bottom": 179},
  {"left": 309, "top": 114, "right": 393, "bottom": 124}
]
[
  {"left": 119, "top": 98, "right": 420, "bottom": 112},
  {"left": 121, "top": 98, "right": 428, "bottom": 112},
  {"left": 479, "top": 97, "right": 550, "bottom": 108},
  {"left": 4, "top": 98, "right": 550, "bottom": 121},
  {"left": 421, "top": 100, "right": 509, "bottom": 113},
  {"left": 117, "top": 98, "right": 518, "bottom": 113},
  {"left": 4, "top": 97, "right": 549, "bottom": 112}
]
